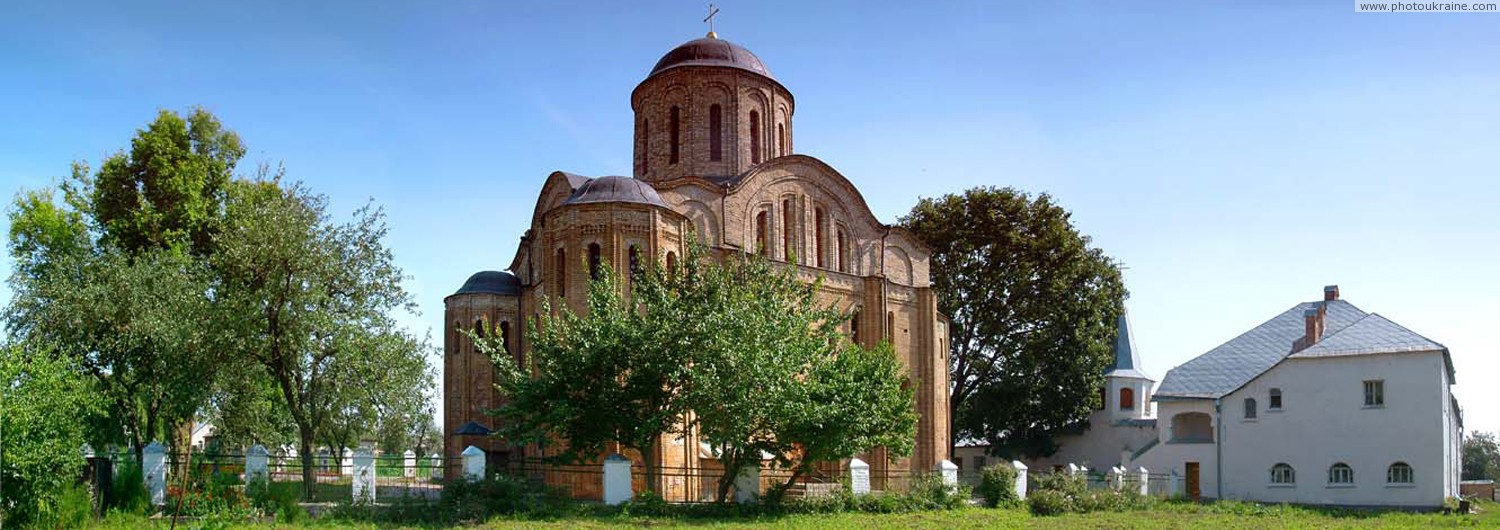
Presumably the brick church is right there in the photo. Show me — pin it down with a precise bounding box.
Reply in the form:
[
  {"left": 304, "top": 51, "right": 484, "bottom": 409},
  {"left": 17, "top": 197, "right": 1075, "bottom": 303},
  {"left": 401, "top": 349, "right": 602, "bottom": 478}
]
[{"left": 443, "top": 31, "right": 951, "bottom": 500}]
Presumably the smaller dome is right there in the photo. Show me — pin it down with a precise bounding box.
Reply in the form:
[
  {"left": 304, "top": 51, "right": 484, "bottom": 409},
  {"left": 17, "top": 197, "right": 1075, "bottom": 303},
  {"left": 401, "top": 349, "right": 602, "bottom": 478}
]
[
  {"left": 648, "top": 37, "right": 773, "bottom": 80},
  {"left": 452, "top": 270, "right": 521, "bottom": 296},
  {"left": 562, "top": 176, "right": 669, "bottom": 208}
]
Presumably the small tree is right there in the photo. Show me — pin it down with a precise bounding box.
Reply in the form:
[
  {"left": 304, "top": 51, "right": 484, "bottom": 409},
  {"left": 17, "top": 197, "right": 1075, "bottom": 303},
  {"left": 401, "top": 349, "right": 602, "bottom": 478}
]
[
  {"left": 1463, "top": 431, "right": 1500, "bottom": 481},
  {"left": 0, "top": 341, "right": 102, "bottom": 527}
]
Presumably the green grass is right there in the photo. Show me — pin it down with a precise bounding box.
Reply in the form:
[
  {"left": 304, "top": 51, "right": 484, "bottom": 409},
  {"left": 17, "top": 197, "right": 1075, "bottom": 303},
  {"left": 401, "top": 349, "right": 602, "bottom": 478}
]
[{"left": 85, "top": 500, "right": 1500, "bottom": 529}]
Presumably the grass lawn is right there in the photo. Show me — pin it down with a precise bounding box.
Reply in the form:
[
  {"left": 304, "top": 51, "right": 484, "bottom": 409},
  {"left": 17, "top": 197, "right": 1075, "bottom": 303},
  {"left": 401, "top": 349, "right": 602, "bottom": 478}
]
[{"left": 90, "top": 501, "right": 1500, "bottom": 530}]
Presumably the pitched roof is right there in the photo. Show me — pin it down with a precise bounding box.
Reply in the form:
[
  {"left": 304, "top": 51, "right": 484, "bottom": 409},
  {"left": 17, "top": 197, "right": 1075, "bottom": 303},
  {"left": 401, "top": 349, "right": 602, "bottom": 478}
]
[
  {"left": 1154, "top": 300, "right": 1368, "bottom": 399},
  {"left": 1104, "top": 311, "right": 1153, "bottom": 381},
  {"left": 1290, "top": 313, "right": 1446, "bottom": 358}
]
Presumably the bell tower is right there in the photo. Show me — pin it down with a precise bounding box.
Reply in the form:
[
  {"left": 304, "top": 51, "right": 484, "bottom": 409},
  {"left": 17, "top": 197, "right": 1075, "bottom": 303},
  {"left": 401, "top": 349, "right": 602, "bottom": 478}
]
[{"left": 631, "top": 34, "right": 795, "bottom": 182}]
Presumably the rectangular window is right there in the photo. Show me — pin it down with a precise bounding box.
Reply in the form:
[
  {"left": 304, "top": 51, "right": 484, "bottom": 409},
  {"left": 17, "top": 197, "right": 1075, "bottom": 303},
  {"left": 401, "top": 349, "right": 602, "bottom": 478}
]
[
  {"left": 974, "top": 456, "right": 987, "bottom": 470},
  {"left": 1364, "top": 380, "right": 1384, "bottom": 407}
]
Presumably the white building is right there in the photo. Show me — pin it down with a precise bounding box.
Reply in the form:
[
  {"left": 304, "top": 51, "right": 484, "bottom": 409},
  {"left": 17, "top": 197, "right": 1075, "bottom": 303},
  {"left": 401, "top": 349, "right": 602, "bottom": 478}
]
[
  {"left": 1131, "top": 285, "right": 1462, "bottom": 507},
  {"left": 1017, "top": 311, "right": 1160, "bottom": 474}
]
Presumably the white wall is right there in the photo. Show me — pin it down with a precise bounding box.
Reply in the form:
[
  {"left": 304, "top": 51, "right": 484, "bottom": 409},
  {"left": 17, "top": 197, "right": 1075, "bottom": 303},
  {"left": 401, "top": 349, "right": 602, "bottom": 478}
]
[
  {"left": 1219, "top": 351, "right": 1449, "bottom": 507},
  {"left": 1133, "top": 399, "right": 1220, "bottom": 499},
  {"left": 1040, "top": 411, "right": 1159, "bottom": 473}
]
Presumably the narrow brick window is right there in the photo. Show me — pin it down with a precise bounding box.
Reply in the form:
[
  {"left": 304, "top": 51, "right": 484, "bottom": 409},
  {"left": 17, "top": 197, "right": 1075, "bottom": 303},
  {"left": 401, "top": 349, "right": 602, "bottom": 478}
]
[
  {"left": 588, "top": 243, "right": 602, "bottom": 281},
  {"left": 836, "top": 229, "right": 848, "bottom": 272},
  {"left": 749, "top": 110, "right": 761, "bottom": 164},
  {"left": 628, "top": 245, "right": 641, "bottom": 282},
  {"left": 777, "top": 123, "right": 785, "bottom": 156},
  {"left": 850, "top": 310, "right": 861, "bottom": 345},
  {"left": 782, "top": 199, "right": 794, "bottom": 262},
  {"left": 665, "top": 251, "right": 678, "bottom": 279},
  {"left": 755, "top": 211, "right": 769, "bottom": 256},
  {"left": 669, "top": 106, "right": 680, "bottom": 164},
  {"left": 555, "top": 248, "right": 566, "bottom": 298},
  {"left": 499, "top": 321, "right": 512, "bottom": 355},
  {"left": 709, "top": 104, "right": 722, "bottom": 161},
  {"left": 641, "top": 118, "right": 649, "bottom": 173},
  {"left": 887, "top": 311, "right": 895, "bottom": 341},
  {"left": 814, "top": 207, "right": 827, "bottom": 268}
]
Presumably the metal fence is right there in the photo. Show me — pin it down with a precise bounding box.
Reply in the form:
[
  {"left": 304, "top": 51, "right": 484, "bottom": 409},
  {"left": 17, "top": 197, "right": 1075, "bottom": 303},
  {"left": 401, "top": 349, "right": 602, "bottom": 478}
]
[{"left": 93, "top": 450, "right": 456, "bottom": 505}]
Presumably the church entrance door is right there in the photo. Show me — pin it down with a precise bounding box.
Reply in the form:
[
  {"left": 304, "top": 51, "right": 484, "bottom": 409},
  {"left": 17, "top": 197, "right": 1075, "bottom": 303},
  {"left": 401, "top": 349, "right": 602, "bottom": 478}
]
[{"left": 1185, "top": 462, "right": 1201, "bottom": 500}]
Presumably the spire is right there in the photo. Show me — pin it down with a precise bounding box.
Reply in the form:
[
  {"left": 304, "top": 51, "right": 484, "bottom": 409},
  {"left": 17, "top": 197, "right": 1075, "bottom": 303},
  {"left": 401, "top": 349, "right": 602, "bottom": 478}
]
[{"left": 1105, "top": 309, "right": 1153, "bottom": 381}]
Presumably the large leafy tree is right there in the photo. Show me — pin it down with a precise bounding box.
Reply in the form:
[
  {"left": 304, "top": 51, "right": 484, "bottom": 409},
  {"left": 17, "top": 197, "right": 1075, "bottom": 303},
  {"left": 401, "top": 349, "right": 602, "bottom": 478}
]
[
  {"left": 901, "top": 186, "right": 1126, "bottom": 458},
  {"left": 1463, "top": 431, "right": 1500, "bottom": 481},
  {"left": 5, "top": 108, "right": 242, "bottom": 459},
  {"left": 0, "top": 341, "right": 102, "bottom": 528},
  {"left": 212, "top": 176, "right": 431, "bottom": 499},
  {"left": 482, "top": 244, "right": 916, "bottom": 502}
]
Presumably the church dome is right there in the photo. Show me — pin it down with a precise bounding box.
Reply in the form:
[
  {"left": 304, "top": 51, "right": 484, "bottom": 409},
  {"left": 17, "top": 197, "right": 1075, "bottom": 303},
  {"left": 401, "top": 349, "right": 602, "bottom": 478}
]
[
  {"left": 452, "top": 270, "right": 521, "bottom": 296},
  {"left": 562, "top": 176, "right": 669, "bottom": 208},
  {"left": 647, "top": 36, "right": 774, "bottom": 80}
]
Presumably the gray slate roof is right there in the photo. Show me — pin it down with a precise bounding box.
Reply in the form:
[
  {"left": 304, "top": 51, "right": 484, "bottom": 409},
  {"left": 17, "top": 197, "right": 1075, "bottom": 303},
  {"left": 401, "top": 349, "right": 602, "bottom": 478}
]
[
  {"left": 1154, "top": 300, "right": 1368, "bottom": 399},
  {"left": 1290, "top": 313, "right": 1446, "bottom": 358},
  {"left": 451, "top": 270, "right": 522, "bottom": 297},
  {"left": 562, "top": 175, "right": 669, "bottom": 208},
  {"left": 1104, "top": 311, "right": 1153, "bottom": 381}
]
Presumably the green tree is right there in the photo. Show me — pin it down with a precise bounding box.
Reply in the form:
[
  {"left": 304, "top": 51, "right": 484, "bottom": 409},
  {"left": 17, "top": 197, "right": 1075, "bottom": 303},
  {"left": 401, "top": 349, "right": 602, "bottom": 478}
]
[
  {"left": 900, "top": 186, "right": 1126, "bottom": 458},
  {"left": 1463, "top": 431, "right": 1500, "bottom": 481},
  {"left": 212, "top": 176, "right": 431, "bottom": 499},
  {"left": 0, "top": 341, "right": 102, "bottom": 527},
  {"left": 90, "top": 108, "right": 244, "bottom": 256},
  {"left": 486, "top": 264, "right": 694, "bottom": 493},
  {"left": 482, "top": 244, "right": 917, "bottom": 502}
]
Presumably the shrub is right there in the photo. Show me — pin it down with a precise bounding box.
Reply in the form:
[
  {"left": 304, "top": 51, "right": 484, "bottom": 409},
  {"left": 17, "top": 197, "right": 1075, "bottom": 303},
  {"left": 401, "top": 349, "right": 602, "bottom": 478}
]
[
  {"left": 437, "top": 474, "right": 573, "bottom": 523},
  {"left": 247, "top": 480, "right": 304, "bottom": 522},
  {"left": 32, "top": 482, "right": 94, "bottom": 529},
  {"left": 108, "top": 462, "right": 151, "bottom": 516},
  {"left": 1028, "top": 488, "right": 1076, "bottom": 516},
  {"left": 977, "top": 463, "right": 1019, "bottom": 508},
  {"left": 1026, "top": 471, "right": 1154, "bottom": 516}
]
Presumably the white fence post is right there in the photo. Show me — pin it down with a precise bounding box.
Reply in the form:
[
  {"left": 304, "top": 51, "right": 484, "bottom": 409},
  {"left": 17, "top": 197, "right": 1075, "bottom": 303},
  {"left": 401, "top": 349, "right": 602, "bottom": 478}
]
[
  {"left": 1067, "top": 463, "right": 1081, "bottom": 477},
  {"left": 342, "top": 447, "right": 354, "bottom": 476},
  {"left": 143, "top": 441, "right": 167, "bottom": 506},
  {"left": 602, "top": 453, "right": 632, "bottom": 505},
  {"left": 403, "top": 450, "right": 416, "bottom": 478},
  {"left": 1170, "top": 471, "right": 1183, "bottom": 497},
  {"left": 352, "top": 448, "right": 376, "bottom": 503},
  {"left": 1111, "top": 466, "right": 1125, "bottom": 490},
  {"left": 1137, "top": 467, "right": 1149, "bottom": 496},
  {"left": 246, "top": 444, "right": 269, "bottom": 484},
  {"left": 429, "top": 453, "right": 442, "bottom": 480},
  {"left": 849, "top": 458, "right": 871, "bottom": 495},
  {"left": 734, "top": 463, "right": 761, "bottom": 504},
  {"left": 939, "top": 460, "right": 959, "bottom": 488},
  {"left": 461, "top": 445, "right": 485, "bottom": 481},
  {"left": 1011, "top": 460, "right": 1028, "bottom": 500}
]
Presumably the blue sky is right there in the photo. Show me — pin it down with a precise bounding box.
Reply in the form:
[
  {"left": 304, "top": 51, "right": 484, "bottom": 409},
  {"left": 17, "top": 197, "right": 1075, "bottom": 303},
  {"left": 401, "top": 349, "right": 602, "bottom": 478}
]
[{"left": 2, "top": 1, "right": 1497, "bottom": 436}]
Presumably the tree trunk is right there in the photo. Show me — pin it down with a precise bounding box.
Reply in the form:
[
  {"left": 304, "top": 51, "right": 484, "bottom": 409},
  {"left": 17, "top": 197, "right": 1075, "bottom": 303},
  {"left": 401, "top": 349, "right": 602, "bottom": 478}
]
[
  {"left": 641, "top": 439, "right": 658, "bottom": 496},
  {"left": 169, "top": 420, "right": 193, "bottom": 480},
  {"left": 299, "top": 426, "right": 317, "bottom": 501}
]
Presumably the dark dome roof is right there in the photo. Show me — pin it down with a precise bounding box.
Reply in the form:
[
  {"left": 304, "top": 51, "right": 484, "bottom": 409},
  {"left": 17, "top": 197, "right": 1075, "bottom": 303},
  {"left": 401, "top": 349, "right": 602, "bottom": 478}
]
[
  {"left": 648, "top": 36, "right": 773, "bottom": 80},
  {"left": 452, "top": 270, "right": 521, "bottom": 296},
  {"left": 562, "top": 176, "right": 669, "bottom": 208}
]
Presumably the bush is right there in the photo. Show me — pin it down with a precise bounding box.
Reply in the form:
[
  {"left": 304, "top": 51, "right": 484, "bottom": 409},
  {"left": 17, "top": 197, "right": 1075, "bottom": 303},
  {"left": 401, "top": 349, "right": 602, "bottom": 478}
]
[
  {"left": 1028, "top": 488, "right": 1076, "bottom": 516},
  {"left": 977, "top": 463, "right": 1019, "bottom": 508},
  {"left": 1026, "top": 471, "right": 1154, "bottom": 516},
  {"left": 32, "top": 482, "right": 94, "bottom": 529},
  {"left": 246, "top": 480, "right": 304, "bottom": 522},
  {"left": 108, "top": 462, "right": 151, "bottom": 516},
  {"left": 437, "top": 474, "right": 573, "bottom": 523}
]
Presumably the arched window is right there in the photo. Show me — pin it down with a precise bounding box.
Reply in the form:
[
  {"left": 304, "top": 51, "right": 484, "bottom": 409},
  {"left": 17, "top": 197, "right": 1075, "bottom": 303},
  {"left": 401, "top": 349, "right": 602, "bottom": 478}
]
[
  {"left": 588, "top": 243, "right": 602, "bottom": 281},
  {"left": 749, "top": 110, "right": 761, "bottom": 164},
  {"left": 887, "top": 311, "right": 895, "bottom": 341},
  {"left": 555, "top": 248, "right": 567, "bottom": 297},
  {"left": 665, "top": 251, "right": 678, "bottom": 278},
  {"left": 1120, "top": 387, "right": 1135, "bottom": 410},
  {"left": 1270, "top": 463, "right": 1295, "bottom": 484},
  {"left": 641, "top": 118, "right": 649, "bottom": 173},
  {"left": 628, "top": 245, "right": 642, "bottom": 282},
  {"left": 1244, "top": 398, "right": 1257, "bottom": 419},
  {"left": 777, "top": 123, "right": 785, "bottom": 156},
  {"left": 1387, "top": 462, "right": 1413, "bottom": 484},
  {"left": 1170, "top": 412, "right": 1214, "bottom": 442},
  {"left": 1269, "top": 388, "right": 1282, "bottom": 410},
  {"left": 709, "top": 104, "right": 722, "bottom": 161},
  {"left": 669, "top": 106, "right": 681, "bottom": 164},
  {"left": 781, "top": 199, "right": 794, "bottom": 262},
  {"left": 474, "top": 318, "right": 485, "bottom": 338},
  {"left": 1328, "top": 463, "right": 1353, "bottom": 484},
  {"left": 814, "top": 207, "right": 827, "bottom": 268},
  {"left": 754, "top": 211, "right": 769, "bottom": 256},
  {"left": 850, "top": 310, "right": 861, "bottom": 345},
  {"left": 499, "top": 321, "right": 512, "bottom": 355},
  {"left": 836, "top": 229, "right": 848, "bottom": 272}
]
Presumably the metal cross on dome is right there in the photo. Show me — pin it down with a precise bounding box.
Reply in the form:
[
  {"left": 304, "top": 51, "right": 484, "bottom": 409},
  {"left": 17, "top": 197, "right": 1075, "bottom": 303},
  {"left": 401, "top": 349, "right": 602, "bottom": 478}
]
[{"left": 704, "top": 4, "right": 720, "bottom": 38}]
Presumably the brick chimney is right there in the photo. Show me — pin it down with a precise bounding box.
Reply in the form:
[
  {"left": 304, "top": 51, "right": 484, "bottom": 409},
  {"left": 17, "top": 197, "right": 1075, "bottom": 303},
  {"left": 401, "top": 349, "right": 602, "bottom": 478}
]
[
  {"left": 1303, "top": 307, "right": 1323, "bottom": 345},
  {"left": 1324, "top": 285, "right": 1340, "bottom": 301}
]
